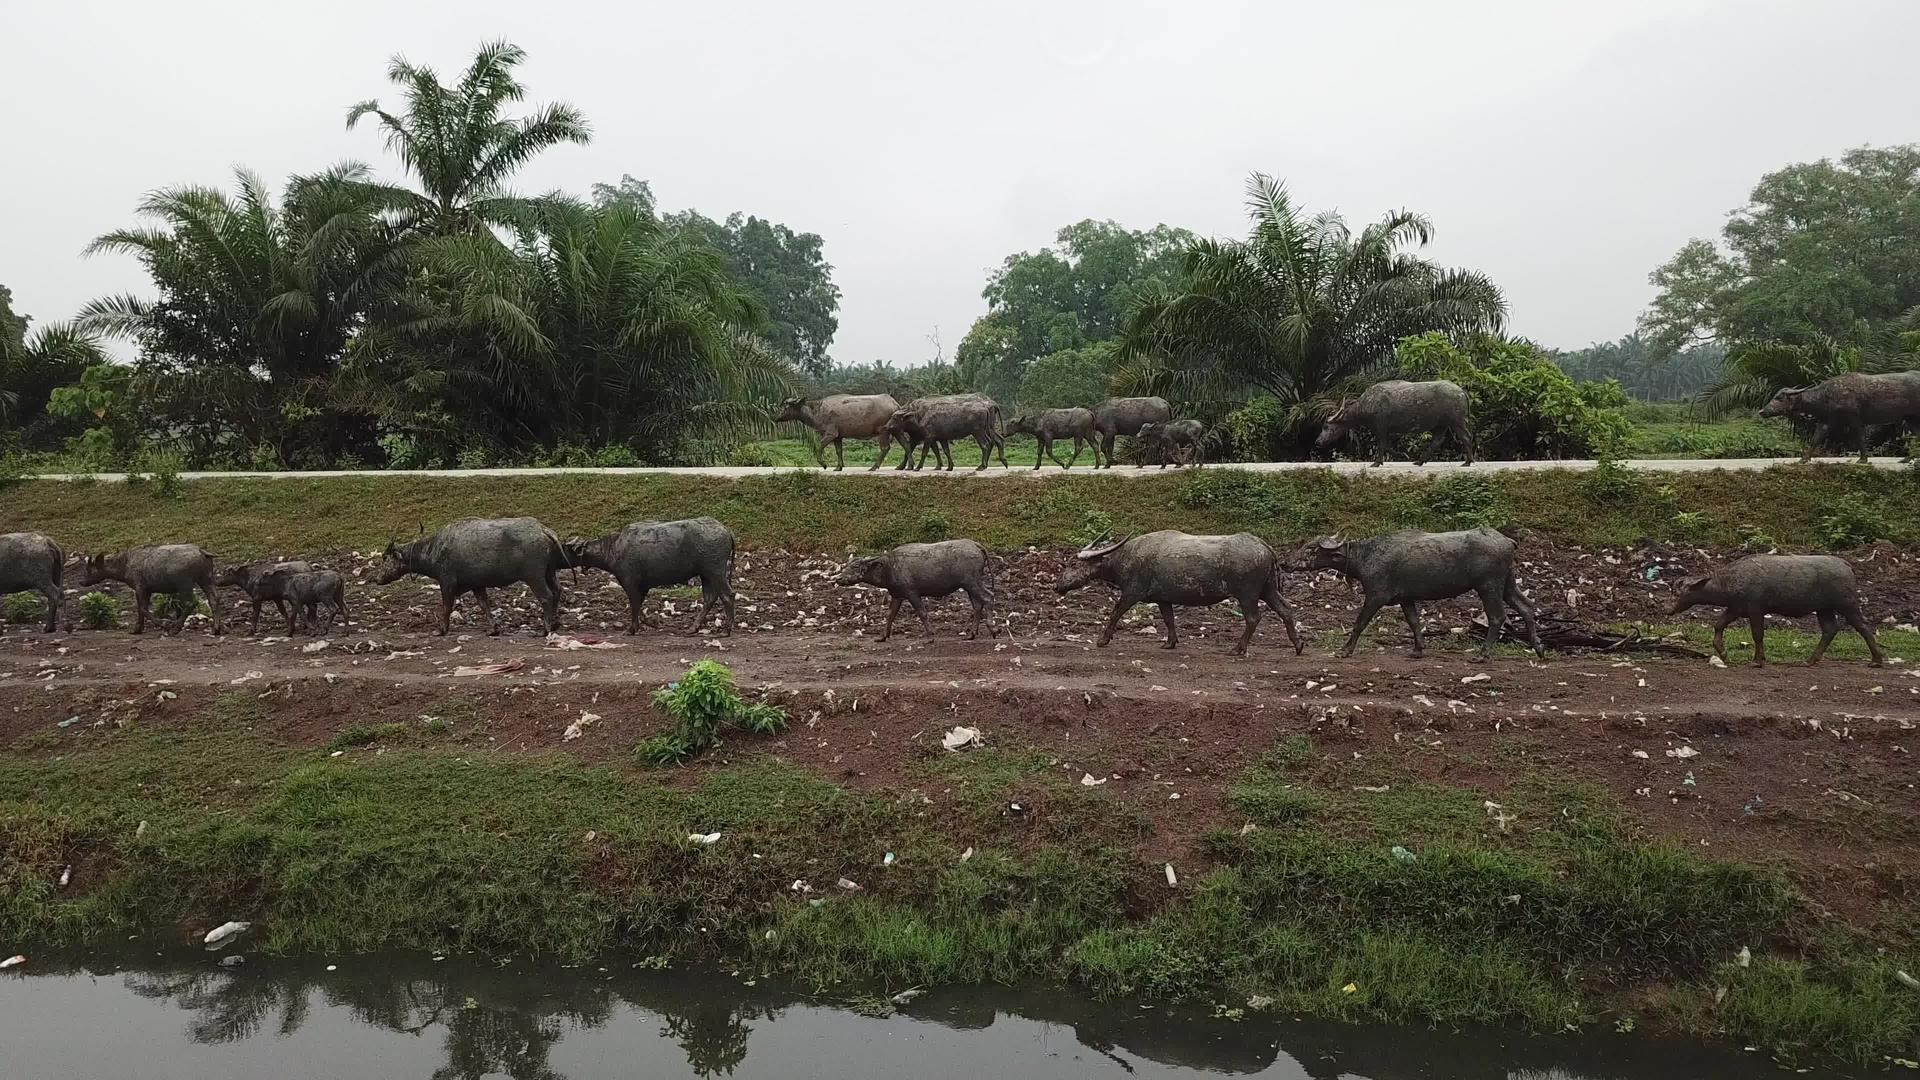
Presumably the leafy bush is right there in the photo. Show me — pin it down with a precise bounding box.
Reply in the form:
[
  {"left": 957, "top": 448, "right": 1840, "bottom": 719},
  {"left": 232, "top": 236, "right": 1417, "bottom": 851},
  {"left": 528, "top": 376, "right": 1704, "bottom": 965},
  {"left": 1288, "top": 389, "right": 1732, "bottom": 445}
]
[
  {"left": 148, "top": 594, "right": 205, "bottom": 621},
  {"left": 455, "top": 446, "right": 493, "bottom": 470},
  {"left": 726, "top": 443, "right": 777, "bottom": 467},
  {"left": 379, "top": 433, "right": 433, "bottom": 470},
  {"left": 139, "top": 450, "right": 184, "bottom": 499},
  {"left": 1397, "top": 333, "right": 1631, "bottom": 460},
  {"left": 1398, "top": 474, "right": 1504, "bottom": 530},
  {"left": 1221, "top": 397, "right": 1288, "bottom": 463},
  {"left": 1815, "top": 494, "right": 1891, "bottom": 548},
  {"left": 1736, "top": 526, "right": 1778, "bottom": 552},
  {"left": 1071, "top": 510, "right": 1117, "bottom": 547},
  {"left": 78, "top": 592, "right": 119, "bottom": 630},
  {"left": 1577, "top": 460, "right": 1643, "bottom": 504},
  {"left": 0, "top": 453, "right": 26, "bottom": 490},
  {"left": 592, "top": 444, "right": 641, "bottom": 468},
  {"left": 917, "top": 510, "right": 954, "bottom": 541},
  {"left": 248, "top": 444, "right": 283, "bottom": 471},
  {"left": 1180, "top": 468, "right": 1330, "bottom": 535},
  {"left": 3, "top": 593, "right": 46, "bottom": 624},
  {"left": 637, "top": 660, "right": 789, "bottom": 764}
]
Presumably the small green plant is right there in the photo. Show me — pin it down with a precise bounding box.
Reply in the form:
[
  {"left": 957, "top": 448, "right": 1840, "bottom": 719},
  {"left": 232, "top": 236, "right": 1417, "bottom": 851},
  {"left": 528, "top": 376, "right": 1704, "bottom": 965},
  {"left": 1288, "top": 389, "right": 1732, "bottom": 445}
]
[
  {"left": 726, "top": 443, "right": 777, "bottom": 468},
  {"left": 1736, "top": 525, "right": 1777, "bottom": 552},
  {"left": 2, "top": 593, "right": 45, "bottom": 624},
  {"left": 148, "top": 594, "right": 205, "bottom": 621},
  {"left": 141, "top": 450, "right": 184, "bottom": 499},
  {"left": 592, "top": 444, "right": 642, "bottom": 468},
  {"left": 1400, "top": 474, "right": 1503, "bottom": 529},
  {"left": 455, "top": 446, "right": 493, "bottom": 470},
  {"left": 248, "top": 444, "right": 282, "bottom": 471},
  {"left": 916, "top": 509, "right": 954, "bottom": 541},
  {"left": 379, "top": 433, "right": 433, "bottom": 470},
  {"left": 637, "top": 660, "right": 789, "bottom": 765},
  {"left": 0, "top": 453, "right": 26, "bottom": 490},
  {"left": 1577, "top": 459, "right": 1643, "bottom": 504},
  {"left": 78, "top": 592, "right": 120, "bottom": 629},
  {"left": 1671, "top": 510, "right": 1709, "bottom": 537},
  {"left": 1071, "top": 509, "right": 1117, "bottom": 546},
  {"left": 1815, "top": 493, "right": 1891, "bottom": 549}
]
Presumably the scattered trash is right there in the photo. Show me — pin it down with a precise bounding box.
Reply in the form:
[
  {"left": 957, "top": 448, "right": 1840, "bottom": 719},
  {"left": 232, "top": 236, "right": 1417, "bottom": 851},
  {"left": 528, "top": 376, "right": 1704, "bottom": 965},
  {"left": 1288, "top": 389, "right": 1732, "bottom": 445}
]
[
  {"left": 219, "top": 955, "right": 245, "bottom": 968},
  {"left": 959, "top": 847, "right": 974, "bottom": 863},
  {"left": 1412, "top": 695, "right": 1436, "bottom": 708},
  {"left": 0, "top": 956, "right": 24, "bottom": 970},
  {"left": 687, "top": 832, "right": 723, "bottom": 845},
  {"left": 57, "top": 866, "right": 70, "bottom": 888},
  {"left": 1460, "top": 673, "right": 1491, "bottom": 684},
  {"left": 941, "top": 726, "right": 983, "bottom": 751},
  {"left": 836, "top": 877, "right": 863, "bottom": 891},
  {"left": 1164, "top": 863, "right": 1178, "bottom": 887},
  {"left": 789, "top": 880, "right": 813, "bottom": 894},
  {"left": 1736, "top": 946, "right": 1751, "bottom": 968},
  {"left": 228, "top": 671, "right": 265, "bottom": 686},
  {"left": 56, "top": 717, "right": 79, "bottom": 728},
  {"left": 1683, "top": 771, "right": 1697, "bottom": 787},
  {"left": 1246, "top": 994, "right": 1275, "bottom": 1010},
  {"left": 452, "top": 659, "right": 526, "bottom": 677},
  {"left": 1895, "top": 970, "right": 1920, "bottom": 992},
  {"left": 1631, "top": 749, "right": 1650, "bottom": 759},
  {"left": 1080, "top": 772, "right": 1108, "bottom": 787},
  {"left": 883, "top": 852, "right": 896, "bottom": 866},
  {"left": 202, "top": 921, "right": 251, "bottom": 948},
  {"left": 1238, "top": 822, "right": 1258, "bottom": 836},
  {"left": 1484, "top": 801, "right": 1516, "bottom": 832},
  {"left": 1666, "top": 745, "right": 1699, "bottom": 759},
  {"left": 326, "top": 964, "right": 338, "bottom": 972},
  {"left": 135, "top": 821, "right": 148, "bottom": 839},
  {"left": 1708, "top": 656, "right": 1727, "bottom": 668},
  {"left": 1743, "top": 795, "right": 1764, "bottom": 816},
  {"left": 890, "top": 987, "right": 926, "bottom": 1007},
  {"left": 1341, "top": 982, "right": 1358, "bottom": 994},
  {"left": 301, "top": 640, "right": 329, "bottom": 654},
  {"left": 1390, "top": 846, "right": 1417, "bottom": 863},
  {"left": 546, "top": 635, "right": 625, "bottom": 651},
  {"left": 562, "top": 710, "right": 601, "bottom": 741},
  {"left": 1353, "top": 784, "right": 1391, "bottom": 794}
]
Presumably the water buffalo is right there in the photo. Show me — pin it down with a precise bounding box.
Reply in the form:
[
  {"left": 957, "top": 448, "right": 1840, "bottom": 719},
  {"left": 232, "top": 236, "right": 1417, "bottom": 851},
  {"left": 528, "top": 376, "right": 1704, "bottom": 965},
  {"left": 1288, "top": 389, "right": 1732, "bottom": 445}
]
[
  {"left": 1669, "top": 554, "right": 1884, "bottom": 666},
  {"left": 1302, "top": 528, "right": 1541, "bottom": 659},
  {"left": 885, "top": 395, "right": 1009, "bottom": 471},
  {"left": 1005, "top": 408, "right": 1099, "bottom": 469},
  {"left": 272, "top": 569, "right": 349, "bottom": 635},
  {"left": 1759, "top": 371, "right": 1920, "bottom": 462},
  {"left": 565, "top": 517, "right": 736, "bottom": 636},
  {"left": 216, "top": 560, "right": 315, "bottom": 634},
  {"left": 835, "top": 539, "right": 996, "bottom": 641},
  {"left": 774, "top": 394, "right": 902, "bottom": 471},
  {"left": 1316, "top": 380, "right": 1475, "bottom": 467},
  {"left": 377, "top": 518, "right": 569, "bottom": 635},
  {"left": 0, "top": 532, "right": 64, "bottom": 633},
  {"left": 1091, "top": 397, "right": 1171, "bottom": 468},
  {"left": 1054, "top": 531, "right": 1302, "bottom": 655},
  {"left": 80, "top": 544, "right": 225, "bottom": 636},
  {"left": 1137, "top": 419, "right": 1207, "bottom": 468}
]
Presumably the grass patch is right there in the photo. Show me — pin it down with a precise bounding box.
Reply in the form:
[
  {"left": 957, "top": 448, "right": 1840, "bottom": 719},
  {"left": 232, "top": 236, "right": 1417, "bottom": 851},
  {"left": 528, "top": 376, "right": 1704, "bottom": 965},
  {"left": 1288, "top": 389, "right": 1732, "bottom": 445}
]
[
  {"left": 1620, "top": 622, "right": 1920, "bottom": 664},
  {"left": 6, "top": 464, "right": 1917, "bottom": 558}
]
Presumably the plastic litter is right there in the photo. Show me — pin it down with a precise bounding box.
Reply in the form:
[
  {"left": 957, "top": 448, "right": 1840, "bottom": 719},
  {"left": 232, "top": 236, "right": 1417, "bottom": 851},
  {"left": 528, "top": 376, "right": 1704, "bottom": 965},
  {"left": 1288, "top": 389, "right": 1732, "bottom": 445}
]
[
  {"left": 836, "top": 877, "right": 863, "bottom": 891},
  {"left": 452, "top": 659, "right": 526, "bottom": 677},
  {"left": 890, "top": 987, "right": 926, "bottom": 1006},
  {"left": 1246, "top": 994, "right": 1275, "bottom": 1010},
  {"left": 219, "top": 955, "right": 245, "bottom": 968},
  {"left": 1666, "top": 745, "right": 1699, "bottom": 759},
  {"left": 687, "top": 832, "right": 722, "bottom": 845},
  {"left": 1341, "top": 982, "right": 1358, "bottom": 994},
  {"left": 58, "top": 866, "right": 70, "bottom": 888},
  {"left": 1460, "top": 673, "right": 1491, "bottom": 684},
  {"left": 202, "top": 921, "right": 251, "bottom": 948},
  {"left": 1164, "top": 863, "right": 1178, "bottom": 887},
  {"left": 1708, "top": 655, "right": 1727, "bottom": 668},
  {"left": 959, "top": 847, "right": 974, "bottom": 863},
  {"left": 1895, "top": 970, "right": 1920, "bottom": 991},
  {"left": 0, "top": 956, "right": 24, "bottom": 970},
  {"left": 1080, "top": 773, "right": 1107, "bottom": 787},
  {"left": 301, "top": 640, "right": 329, "bottom": 653},
  {"left": 562, "top": 711, "right": 601, "bottom": 741},
  {"left": 135, "top": 821, "right": 148, "bottom": 839},
  {"left": 1391, "top": 846, "right": 1417, "bottom": 863},
  {"left": 1631, "top": 750, "right": 1650, "bottom": 759},
  {"left": 546, "top": 635, "right": 625, "bottom": 651},
  {"left": 882, "top": 852, "right": 896, "bottom": 866},
  {"left": 941, "top": 726, "right": 983, "bottom": 751},
  {"left": 1736, "top": 946, "right": 1751, "bottom": 967}
]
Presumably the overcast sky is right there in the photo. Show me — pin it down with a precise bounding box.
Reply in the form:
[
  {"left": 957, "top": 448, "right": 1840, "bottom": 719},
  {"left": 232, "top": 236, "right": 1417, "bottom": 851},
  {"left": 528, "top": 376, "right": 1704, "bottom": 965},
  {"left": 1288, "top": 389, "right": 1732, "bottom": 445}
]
[{"left": 5, "top": 0, "right": 1916, "bottom": 366}]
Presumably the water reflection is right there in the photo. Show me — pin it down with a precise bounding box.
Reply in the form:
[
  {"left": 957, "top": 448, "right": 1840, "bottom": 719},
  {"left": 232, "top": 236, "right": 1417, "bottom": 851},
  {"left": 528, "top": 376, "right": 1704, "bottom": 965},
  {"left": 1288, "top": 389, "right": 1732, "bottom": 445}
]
[{"left": 3, "top": 954, "right": 1796, "bottom": 1079}]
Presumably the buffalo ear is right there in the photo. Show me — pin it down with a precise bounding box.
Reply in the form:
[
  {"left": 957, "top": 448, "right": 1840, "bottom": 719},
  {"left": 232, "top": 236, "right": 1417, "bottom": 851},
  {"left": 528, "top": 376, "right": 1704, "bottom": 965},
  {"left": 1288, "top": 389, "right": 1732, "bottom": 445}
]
[{"left": 1680, "top": 575, "right": 1709, "bottom": 592}]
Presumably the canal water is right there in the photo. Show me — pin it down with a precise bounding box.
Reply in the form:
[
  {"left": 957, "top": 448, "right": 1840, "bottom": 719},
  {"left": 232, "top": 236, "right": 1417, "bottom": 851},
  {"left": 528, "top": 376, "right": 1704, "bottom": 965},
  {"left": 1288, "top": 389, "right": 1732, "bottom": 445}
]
[{"left": 0, "top": 953, "right": 1797, "bottom": 1078}]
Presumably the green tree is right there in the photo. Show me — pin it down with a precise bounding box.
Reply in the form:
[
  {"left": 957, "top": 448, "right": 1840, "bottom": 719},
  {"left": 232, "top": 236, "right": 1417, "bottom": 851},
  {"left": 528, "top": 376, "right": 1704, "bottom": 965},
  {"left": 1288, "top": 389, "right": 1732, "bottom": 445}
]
[
  {"left": 1641, "top": 145, "right": 1920, "bottom": 358},
  {"left": 352, "top": 199, "right": 792, "bottom": 461},
  {"left": 589, "top": 174, "right": 656, "bottom": 216},
  {"left": 958, "top": 219, "right": 1194, "bottom": 400},
  {"left": 77, "top": 165, "right": 406, "bottom": 464},
  {"left": 1550, "top": 333, "right": 1723, "bottom": 401},
  {"left": 1117, "top": 173, "right": 1506, "bottom": 454},
  {"left": 663, "top": 209, "right": 840, "bottom": 376},
  {"left": 1397, "top": 333, "right": 1630, "bottom": 460},
  {"left": 1016, "top": 342, "right": 1115, "bottom": 409},
  {"left": 346, "top": 40, "right": 590, "bottom": 236}
]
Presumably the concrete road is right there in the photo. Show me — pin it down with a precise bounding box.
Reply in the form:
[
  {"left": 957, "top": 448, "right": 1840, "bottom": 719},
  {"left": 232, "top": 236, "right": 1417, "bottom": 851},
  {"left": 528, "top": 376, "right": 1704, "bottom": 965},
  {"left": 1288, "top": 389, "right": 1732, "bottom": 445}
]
[{"left": 23, "top": 457, "right": 1910, "bottom": 482}]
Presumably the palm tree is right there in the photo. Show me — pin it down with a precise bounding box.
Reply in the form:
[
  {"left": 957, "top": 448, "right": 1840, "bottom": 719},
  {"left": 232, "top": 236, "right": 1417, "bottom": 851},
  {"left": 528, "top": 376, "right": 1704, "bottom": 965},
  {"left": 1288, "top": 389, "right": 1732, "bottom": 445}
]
[
  {"left": 346, "top": 41, "right": 591, "bottom": 237},
  {"left": 348, "top": 199, "right": 793, "bottom": 461},
  {"left": 78, "top": 164, "right": 407, "bottom": 461},
  {"left": 0, "top": 321, "right": 107, "bottom": 448},
  {"left": 1116, "top": 173, "right": 1506, "bottom": 451}
]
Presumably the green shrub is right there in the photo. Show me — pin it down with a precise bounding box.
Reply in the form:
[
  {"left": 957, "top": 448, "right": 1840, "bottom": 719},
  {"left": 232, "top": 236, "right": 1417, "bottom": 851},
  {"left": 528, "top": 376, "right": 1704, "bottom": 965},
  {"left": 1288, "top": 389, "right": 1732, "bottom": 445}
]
[
  {"left": 0, "top": 453, "right": 26, "bottom": 490},
  {"left": 1737, "top": 525, "right": 1778, "bottom": 552},
  {"left": 1398, "top": 474, "right": 1504, "bottom": 530},
  {"left": 1397, "top": 333, "right": 1631, "bottom": 460},
  {"left": 455, "top": 446, "right": 493, "bottom": 470},
  {"left": 917, "top": 510, "right": 954, "bottom": 541},
  {"left": 1180, "top": 469, "right": 1331, "bottom": 535},
  {"left": 3, "top": 593, "right": 46, "bottom": 624},
  {"left": 1071, "top": 510, "right": 1117, "bottom": 547},
  {"left": 1221, "top": 397, "right": 1288, "bottom": 462},
  {"left": 78, "top": 592, "right": 119, "bottom": 630},
  {"left": 592, "top": 445, "right": 641, "bottom": 468},
  {"left": 148, "top": 594, "right": 204, "bottom": 621},
  {"left": 139, "top": 450, "right": 184, "bottom": 499},
  {"left": 1577, "top": 460, "right": 1643, "bottom": 504},
  {"left": 726, "top": 443, "right": 777, "bottom": 468},
  {"left": 248, "top": 444, "right": 282, "bottom": 471},
  {"left": 1815, "top": 494, "right": 1891, "bottom": 549},
  {"left": 637, "top": 660, "right": 789, "bottom": 765},
  {"left": 379, "top": 433, "right": 433, "bottom": 470}
]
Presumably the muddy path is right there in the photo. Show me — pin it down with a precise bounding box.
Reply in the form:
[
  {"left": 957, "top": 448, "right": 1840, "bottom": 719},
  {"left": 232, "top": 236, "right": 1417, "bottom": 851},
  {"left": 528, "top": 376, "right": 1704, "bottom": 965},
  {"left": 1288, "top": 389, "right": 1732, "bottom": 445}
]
[{"left": 5, "top": 541, "right": 1919, "bottom": 929}]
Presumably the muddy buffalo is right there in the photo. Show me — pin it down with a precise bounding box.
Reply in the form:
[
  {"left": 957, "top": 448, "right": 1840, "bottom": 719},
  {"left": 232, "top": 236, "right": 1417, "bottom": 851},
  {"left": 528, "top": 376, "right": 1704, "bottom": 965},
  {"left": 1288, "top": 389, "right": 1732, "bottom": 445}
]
[
  {"left": 1759, "top": 371, "right": 1920, "bottom": 462},
  {"left": 274, "top": 568, "right": 349, "bottom": 635},
  {"left": 566, "top": 517, "right": 736, "bottom": 636},
  {"left": 1005, "top": 408, "right": 1099, "bottom": 469},
  {"left": 80, "top": 544, "right": 224, "bottom": 636},
  {"left": 1090, "top": 397, "right": 1171, "bottom": 468},
  {"left": 378, "top": 518, "right": 569, "bottom": 635},
  {"left": 1669, "top": 554, "right": 1884, "bottom": 666},
  {"left": 0, "top": 532, "right": 64, "bottom": 633},
  {"left": 1302, "top": 528, "right": 1540, "bottom": 659},
  {"left": 1055, "top": 531, "right": 1302, "bottom": 655},
  {"left": 1315, "top": 380, "right": 1474, "bottom": 467},
  {"left": 774, "top": 394, "right": 902, "bottom": 471},
  {"left": 216, "top": 560, "right": 314, "bottom": 634},
  {"left": 1137, "top": 419, "right": 1207, "bottom": 468},
  {"left": 885, "top": 394, "right": 1008, "bottom": 471},
  {"left": 835, "top": 539, "right": 996, "bottom": 641}
]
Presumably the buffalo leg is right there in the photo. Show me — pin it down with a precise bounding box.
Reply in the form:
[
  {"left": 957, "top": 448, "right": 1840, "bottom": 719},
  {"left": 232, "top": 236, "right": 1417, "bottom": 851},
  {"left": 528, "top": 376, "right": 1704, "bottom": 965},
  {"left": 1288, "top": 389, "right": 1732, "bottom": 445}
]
[
  {"left": 624, "top": 586, "right": 647, "bottom": 634},
  {"left": 1338, "top": 597, "right": 1386, "bottom": 657},
  {"left": 1810, "top": 610, "right": 1841, "bottom": 664},
  {"left": 1505, "top": 577, "right": 1544, "bottom": 657},
  {"left": 1453, "top": 422, "right": 1476, "bottom": 466},
  {"left": 1233, "top": 595, "right": 1261, "bottom": 655},
  {"left": 1097, "top": 592, "right": 1143, "bottom": 647},
  {"left": 1747, "top": 612, "right": 1767, "bottom": 666},
  {"left": 332, "top": 585, "right": 349, "bottom": 628},
  {"left": 1371, "top": 437, "right": 1387, "bottom": 467},
  {"left": 40, "top": 583, "right": 60, "bottom": 633},
  {"left": 692, "top": 582, "right": 719, "bottom": 634},
  {"left": 199, "top": 575, "right": 222, "bottom": 636},
  {"left": 1060, "top": 438, "right": 1080, "bottom": 469},
  {"left": 832, "top": 437, "right": 847, "bottom": 472},
  {"left": 1802, "top": 423, "right": 1828, "bottom": 463},
  {"left": 131, "top": 588, "right": 149, "bottom": 635},
  {"left": 1099, "top": 434, "right": 1116, "bottom": 468},
  {"left": 870, "top": 430, "right": 893, "bottom": 472},
  {"left": 282, "top": 595, "right": 299, "bottom": 634},
  {"left": 1261, "top": 581, "right": 1304, "bottom": 655},
  {"left": 531, "top": 576, "right": 560, "bottom": 634},
  {"left": 1475, "top": 585, "right": 1506, "bottom": 660},
  {"left": 909, "top": 593, "right": 933, "bottom": 634},
  {"left": 471, "top": 587, "right": 501, "bottom": 636},
  {"left": 1709, "top": 607, "right": 1738, "bottom": 663},
  {"left": 973, "top": 433, "right": 991, "bottom": 472},
  {"left": 1856, "top": 420, "right": 1871, "bottom": 463},
  {"left": 963, "top": 583, "right": 991, "bottom": 640},
  {"left": 720, "top": 583, "right": 736, "bottom": 637},
  {"left": 990, "top": 432, "right": 1009, "bottom": 469},
  {"left": 171, "top": 591, "right": 193, "bottom": 635},
  {"left": 1191, "top": 439, "right": 1205, "bottom": 468},
  {"left": 1158, "top": 603, "right": 1181, "bottom": 649},
  {"left": 1401, "top": 601, "right": 1425, "bottom": 656},
  {"left": 809, "top": 437, "right": 828, "bottom": 469},
  {"left": 436, "top": 583, "right": 458, "bottom": 635},
  {"left": 879, "top": 596, "right": 903, "bottom": 642},
  {"left": 1842, "top": 603, "right": 1887, "bottom": 664},
  {"left": 1033, "top": 435, "right": 1047, "bottom": 470}
]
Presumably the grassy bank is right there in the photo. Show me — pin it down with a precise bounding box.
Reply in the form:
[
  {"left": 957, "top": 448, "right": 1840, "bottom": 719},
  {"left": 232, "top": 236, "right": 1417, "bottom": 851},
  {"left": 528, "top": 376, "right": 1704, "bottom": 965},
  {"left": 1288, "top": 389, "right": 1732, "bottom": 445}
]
[
  {"left": 3, "top": 462, "right": 1917, "bottom": 557},
  {"left": 0, "top": 714, "right": 1913, "bottom": 1062}
]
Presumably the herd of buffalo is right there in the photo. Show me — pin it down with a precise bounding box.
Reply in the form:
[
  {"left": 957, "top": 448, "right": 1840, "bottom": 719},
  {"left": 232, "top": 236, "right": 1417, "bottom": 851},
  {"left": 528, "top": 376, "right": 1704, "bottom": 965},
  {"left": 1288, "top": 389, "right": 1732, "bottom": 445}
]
[
  {"left": 775, "top": 369, "right": 1920, "bottom": 470},
  {"left": 0, "top": 513, "right": 1890, "bottom": 666}
]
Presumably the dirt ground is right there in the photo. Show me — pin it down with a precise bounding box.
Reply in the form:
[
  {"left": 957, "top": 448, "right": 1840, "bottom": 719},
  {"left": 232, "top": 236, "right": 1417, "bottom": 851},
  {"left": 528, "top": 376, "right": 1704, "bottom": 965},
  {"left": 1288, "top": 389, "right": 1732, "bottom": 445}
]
[{"left": 4, "top": 539, "right": 1918, "bottom": 928}]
